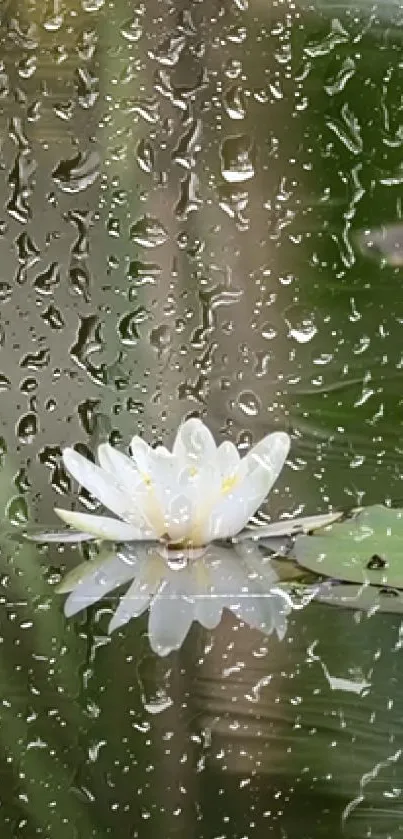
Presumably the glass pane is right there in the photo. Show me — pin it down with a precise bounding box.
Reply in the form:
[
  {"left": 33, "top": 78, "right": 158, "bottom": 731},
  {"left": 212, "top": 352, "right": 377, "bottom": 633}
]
[{"left": 0, "top": 0, "right": 402, "bottom": 836}]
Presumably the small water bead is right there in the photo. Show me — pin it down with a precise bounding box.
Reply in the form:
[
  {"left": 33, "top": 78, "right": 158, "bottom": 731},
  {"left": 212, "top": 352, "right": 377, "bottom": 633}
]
[{"left": 236, "top": 390, "right": 261, "bottom": 417}]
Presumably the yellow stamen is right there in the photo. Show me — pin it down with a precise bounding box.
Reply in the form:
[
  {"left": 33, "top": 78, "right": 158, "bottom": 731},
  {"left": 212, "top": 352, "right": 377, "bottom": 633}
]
[{"left": 221, "top": 474, "right": 238, "bottom": 494}]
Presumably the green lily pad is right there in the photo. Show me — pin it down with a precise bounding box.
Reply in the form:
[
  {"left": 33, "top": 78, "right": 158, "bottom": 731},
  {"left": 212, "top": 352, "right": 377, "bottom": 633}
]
[
  {"left": 315, "top": 581, "right": 403, "bottom": 615},
  {"left": 294, "top": 505, "right": 403, "bottom": 589}
]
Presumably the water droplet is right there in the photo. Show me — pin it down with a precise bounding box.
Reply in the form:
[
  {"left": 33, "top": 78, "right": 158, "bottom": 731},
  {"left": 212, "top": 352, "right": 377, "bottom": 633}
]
[
  {"left": 220, "top": 134, "right": 255, "bottom": 183},
  {"left": 236, "top": 390, "right": 261, "bottom": 417},
  {"left": 0, "top": 62, "right": 9, "bottom": 98},
  {"left": 0, "top": 374, "right": 11, "bottom": 392},
  {"left": 77, "top": 29, "right": 97, "bottom": 61},
  {"left": 0, "top": 437, "right": 7, "bottom": 467},
  {"left": 130, "top": 216, "right": 168, "bottom": 248},
  {"left": 17, "top": 412, "right": 38, "bottom": 444},
  {"left": 6, "top": 496, "right": 28, "bottom": 526},
  {"left": 18, "top": 55, "right": 37, "bottom": 79},
  {"left": 15, "top": 231, "right": 40, "bottom": 266},
  {"left": 20, "top": 377, "right": 38, "bottom": 394},
  {"left": 121, "top": 16, "right": 143, "bottom": 42},
  {"left": 122, "top": 97, "right": 160, "bottom": 124},
  {"left": 305, "top": 18, "right": 348, "bottom": 58},
  {"left": 127, "top": 260, "right": 161, "bottom": 286},
  {"left": 0, "top": 283, "right": 12, "bottom": 302},
  {"left": 285, "top": 307, "right": 317, "bottom": 344},
  {"left": 81, "top": 0, "right": 104, "bottom": 10},
  {"left": 33, "top": 263, "right": 61, "bottom": 295},
  {"left": 149, "top": 324, "right": 172, "bottom": 354},
  {"left": 136, "top": 139, "right": 155, "bottom": 174},
  {"left": 223, "top": 84, "right": 246, "bottom": 120},
  {"left": 118, "top": 308, "right": 148, "bottom": 346},
  {"left": 20, "top": 348, "right": 50, "bottom": 370},
  {"left": 68, "top": 209, "right": 92, "bottom": 260},
  {"left": 77, "top": 399, "right": 101, "bottom": 435},
  {"left": 9, "top": 116, "right": 30, "bottom": 152},
  {"left": 7, "top": 153, "right": 37, "bottom": 223},
  {"left": 53, "top": 101, "right": 75, "bottom": 122},
  {"left": 172, "top": 118, "right": 202, "bottom": 169},
  {"left": 41, "top": 305, "right": 65, "bottom": 330},
  {"left": 43, "top": 11, "right": 64, "bottom": 31},
  {"left": 175, "top": 172, "right": 201, "bottom": 219},
  {"left": 261, "top": 323, "right": 277, "bottom": 340},
  {"left": 143, "top": 694, "right": 174, "bottom": 715},
  {"left": 226, "top": 25, "right": 247, "bottom": 44},
  {"left": 69, "top": 265, "right": 91, "bottom": 300},
  {"left": 149, "top": 34, "right": 186, "bottom": 67},
  {"left": 75, "top": 67, "right": 99, "bottom": 109},
  {"left": 52, "top": 150, "right": 100, "bottom": 193}
]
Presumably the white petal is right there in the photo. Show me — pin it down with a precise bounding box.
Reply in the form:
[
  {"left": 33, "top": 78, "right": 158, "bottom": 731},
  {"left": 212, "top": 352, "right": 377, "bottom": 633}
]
[
  {"left": 188, "top": 560, "right": 225, "bottom": 629},
  {"left": 202, "top": 543, "right": 291, "bottom": 638},
  {"left": 194, "top": 594, "right": 224, "bottom": 629},
  {"left": 267, "top": 589, "right": 293, "bottom": 640},
  {"left": 230, "top": 588, "right": 291, "bottom": 638},
  {"left": 63, "top": 553, "right": 137, "bottom": 617},
  {"left": 203, "top": 432, "right": 290, "bottom": 540},
  {"left": 192, "top": 552, "right": 240, "bottom": 629},
  {"left": 216, "top": 440, "right": 240, "bottom": 478},
  {"left": 57, "top": 550, "right": 123, "bottom": 592},
  {"left": 97, "top": 443, "right": 143, "bottom": 492},
  {"left": 148, "top": 574, "right": 195, "bottom": 656},
  {"left": 26, "top": 528, "right": 95, "bottom": 543},
  {"left": 55, "top": 509, "right": 153, "bottom": 541},
  {"left": 172, "top": 418, "right": 217, "bottom": 464},
  {"left": 129, "top": 436, "right": 153, "bottom": 472},
  {"left": 236, "top": 511, "right": 344, "bottom": 541},
  {"left": 62, "top": 448, "right": 134, "bottom": 521},
  {"left": 161, "top": 492, "right": 194, "bottom": 542},
  {"left": 108, "top": 574, "right": 155, "bottom": 633},
  {"left": 244, "top": 431, "right": 290, "bottom": 483}
]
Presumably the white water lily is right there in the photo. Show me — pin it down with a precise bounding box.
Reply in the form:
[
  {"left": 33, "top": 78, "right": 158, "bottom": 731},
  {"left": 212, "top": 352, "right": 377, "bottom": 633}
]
[{"left": 31, "top": 418, "right": 292, "bottom": 654}]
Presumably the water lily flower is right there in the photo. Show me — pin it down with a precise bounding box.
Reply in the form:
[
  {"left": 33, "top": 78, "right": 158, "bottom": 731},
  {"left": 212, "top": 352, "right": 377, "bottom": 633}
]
[{"left": 31, "top": 418, "right": 292, "bottom": 655}]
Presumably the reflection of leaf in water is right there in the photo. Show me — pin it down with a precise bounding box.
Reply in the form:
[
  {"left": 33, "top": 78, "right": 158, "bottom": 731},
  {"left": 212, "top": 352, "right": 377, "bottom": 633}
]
[{"left": 315, "top": 580, "right": 403, "bottom": 614}]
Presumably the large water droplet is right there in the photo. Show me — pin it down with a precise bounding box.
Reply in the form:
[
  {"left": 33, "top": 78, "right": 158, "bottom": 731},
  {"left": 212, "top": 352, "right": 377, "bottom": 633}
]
[
  {"left": 285, "top": 307, "right": 318, "bottom": 344},
  {"left": 17, "top": 412, "right": 38, "bottom": 444},
  {"left": 33, "top": 263, "right": 61, "bottom": 295},
  {"left": 220, "top": 134, "right": 255, "bottom": 182},
  {"left": 75, "top": 67, "right": 99, "bottom": 109},
  {"left": 130, "top": 216, "right": 168, "bottom": 248},
  {"left": 121, "top": 16, "right": 143, "bottom": 42},
  {"left": 223, "top": 84, "right": 246, "bottom": 120},
  {"left": 118, "top": 309, "right": 148, "bottom": 346},
  {"left": 6, "top": 496, "right": 28, "bottom": 525},
  {"left": 52, "top": 150, "right": 100, "bottom": 193}
]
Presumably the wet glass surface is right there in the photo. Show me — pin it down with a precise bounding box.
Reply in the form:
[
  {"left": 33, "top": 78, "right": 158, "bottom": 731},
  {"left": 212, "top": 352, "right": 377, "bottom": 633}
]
[{"left": 1, "top": 0, "right": 403, "bottom": 836}]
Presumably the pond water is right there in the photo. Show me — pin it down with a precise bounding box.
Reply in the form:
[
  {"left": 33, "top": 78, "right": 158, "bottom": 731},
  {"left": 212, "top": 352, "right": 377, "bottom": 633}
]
[{"left": 1, "top": 0, "right": 403, "bottom": 836}]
